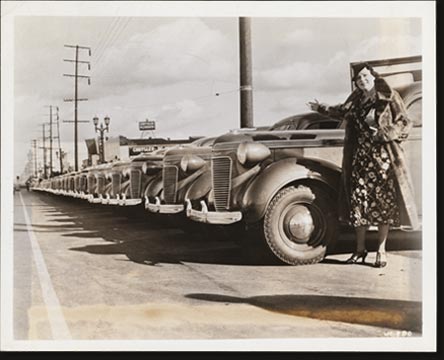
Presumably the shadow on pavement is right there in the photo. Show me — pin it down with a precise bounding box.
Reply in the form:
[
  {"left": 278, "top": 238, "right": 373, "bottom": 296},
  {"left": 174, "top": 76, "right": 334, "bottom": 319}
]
[
  {"left": 329, "top": 227, "right": 422, "bottom": 256},
  {"left": 185, "top": 293, "right": 422, "bottom": 333},
  {"left": 29, "top": 192, "right": 422, "bottom": 267},
  {"left": 69, "top": 237, "right": 277, "bottom": 266}
]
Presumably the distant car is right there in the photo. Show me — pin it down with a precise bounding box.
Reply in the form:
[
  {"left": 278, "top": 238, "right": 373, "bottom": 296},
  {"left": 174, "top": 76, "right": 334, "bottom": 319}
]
[{"left": 14, "top": 183, "right": 21, "bottom": 193}]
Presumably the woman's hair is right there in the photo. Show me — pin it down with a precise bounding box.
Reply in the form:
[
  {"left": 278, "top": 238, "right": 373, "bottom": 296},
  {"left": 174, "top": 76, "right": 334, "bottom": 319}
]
[{"left": 352, "top": 62, "right": 380, "bottom": 82}]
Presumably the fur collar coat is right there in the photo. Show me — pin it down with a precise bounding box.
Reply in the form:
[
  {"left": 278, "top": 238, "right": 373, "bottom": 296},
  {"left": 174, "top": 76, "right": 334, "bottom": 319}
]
[{"left": 319, "top": 78, "right": 419, "bottom": 229}]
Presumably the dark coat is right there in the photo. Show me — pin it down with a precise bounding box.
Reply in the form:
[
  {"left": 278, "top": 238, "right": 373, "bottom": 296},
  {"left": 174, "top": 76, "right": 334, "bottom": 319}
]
[{"left": 319, "top": 78, "right": 419, "bottom": 230}]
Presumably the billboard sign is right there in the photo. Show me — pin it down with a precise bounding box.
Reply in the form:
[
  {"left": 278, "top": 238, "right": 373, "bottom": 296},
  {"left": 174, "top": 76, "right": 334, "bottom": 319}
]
[{"left": 139, "top": 120, "right": 156, "bottom": 131}]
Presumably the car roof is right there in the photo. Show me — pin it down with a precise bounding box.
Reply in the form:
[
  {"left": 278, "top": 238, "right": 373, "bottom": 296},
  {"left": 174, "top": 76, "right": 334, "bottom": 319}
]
[{"left": 268, "top": 112, "right": 342, "bottom": 131}]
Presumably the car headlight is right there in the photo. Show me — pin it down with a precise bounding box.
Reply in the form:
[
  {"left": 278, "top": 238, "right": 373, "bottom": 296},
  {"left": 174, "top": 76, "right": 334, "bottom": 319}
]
[
  {"left": 122, "top": 168, "right": 131, "bottom": 178},
  {"left": 142, "top": 161, "right": 163, "bottom": 175},
  {"left": 180, "top": 155, "right": 206, "bottom": 173},
  {"left": 236, "top": 142, "right": 271, "bottom": 165}
]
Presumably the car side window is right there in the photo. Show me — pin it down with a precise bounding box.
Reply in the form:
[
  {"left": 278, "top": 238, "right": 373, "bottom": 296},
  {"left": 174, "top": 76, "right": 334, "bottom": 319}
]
[{"left": 305, "top": 121, "right": 340, "bottom": 130}]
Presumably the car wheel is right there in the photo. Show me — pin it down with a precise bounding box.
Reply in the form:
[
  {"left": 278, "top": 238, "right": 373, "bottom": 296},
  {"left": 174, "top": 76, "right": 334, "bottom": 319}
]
[{"left": 263, "top": 185, "right": 338, "bottom": 265}]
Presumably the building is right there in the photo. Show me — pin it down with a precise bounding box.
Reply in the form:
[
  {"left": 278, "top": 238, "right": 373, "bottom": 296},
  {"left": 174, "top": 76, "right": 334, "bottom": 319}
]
[{"left": 84, "top": 136, "right": 200, "bottom": 166}]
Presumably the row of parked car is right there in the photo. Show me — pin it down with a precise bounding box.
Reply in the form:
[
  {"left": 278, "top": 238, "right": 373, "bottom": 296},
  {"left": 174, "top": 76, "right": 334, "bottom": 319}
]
[{"left": 33, "top": 74, "right": 422, "bottom": 266}]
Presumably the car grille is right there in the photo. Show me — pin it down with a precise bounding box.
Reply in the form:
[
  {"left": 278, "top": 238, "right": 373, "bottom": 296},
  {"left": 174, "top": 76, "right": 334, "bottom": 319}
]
[
  {"left": 130, "top": 169, "right": 142, "bottom": 198},
  {"left": 112, "top": 173, "right": 121, "bottom": 196},
  {"left": 97, "top": 176, "right": 105, "bottom": 195},
  {"left": 87, "top": 176, "right": 95, "bottom": 194},
  {"left": 80, "top": 176, "right": 86, "bottom": 192},
  {"left": 212, "top": 156, "right": 232, "bottom": 211},
  {"left": 163, "top": 165, "right": 178, "bottom": 203}
]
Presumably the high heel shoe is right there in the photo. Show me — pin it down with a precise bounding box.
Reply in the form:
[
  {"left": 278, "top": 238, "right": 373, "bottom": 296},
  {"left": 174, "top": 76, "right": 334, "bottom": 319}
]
[
  {"left": 346, "top": 250, "right": 368, "bottom": 264},
  {"left": 374, "top": 252, "right": 387, "bottom": 268}
]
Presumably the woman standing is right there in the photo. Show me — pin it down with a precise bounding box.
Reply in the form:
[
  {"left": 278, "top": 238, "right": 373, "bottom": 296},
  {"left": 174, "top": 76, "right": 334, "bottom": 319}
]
[{"left": 308, "top": 62, "right": 419, "bottom": 268}]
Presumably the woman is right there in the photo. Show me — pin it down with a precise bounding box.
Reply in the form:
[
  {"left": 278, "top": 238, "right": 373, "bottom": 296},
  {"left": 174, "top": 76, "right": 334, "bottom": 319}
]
[{"left": 308, "top": 62, "right": 419, "bottom": 268}]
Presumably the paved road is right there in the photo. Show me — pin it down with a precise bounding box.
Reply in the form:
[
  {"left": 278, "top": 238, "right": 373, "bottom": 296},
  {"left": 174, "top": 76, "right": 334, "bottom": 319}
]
[{"left": 10, "top": 190, "right": 422, "bottom": 343}]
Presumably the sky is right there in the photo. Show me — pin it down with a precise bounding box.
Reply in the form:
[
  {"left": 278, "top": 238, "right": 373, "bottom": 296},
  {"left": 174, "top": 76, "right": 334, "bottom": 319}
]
[{"left": 3, "top": 2, "right": 424, "bottom": 176}]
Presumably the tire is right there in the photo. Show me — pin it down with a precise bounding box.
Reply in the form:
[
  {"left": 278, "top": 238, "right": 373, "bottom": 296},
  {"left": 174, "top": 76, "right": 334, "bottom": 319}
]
[{"left": 263, "top": 185, "right": 338, "bottom": 265}]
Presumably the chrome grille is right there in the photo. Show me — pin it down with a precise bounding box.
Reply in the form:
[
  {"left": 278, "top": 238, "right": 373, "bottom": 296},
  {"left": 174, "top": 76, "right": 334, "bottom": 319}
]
[
  {"left": 97, "top": 176, "right": 105, "bottom": 195},
  {"left": 112, "top": 173, "right": 121, "bottom": 196},
  {"left": 163, "top": 165, "right": 178, "bottom": 203},
  {"left": 87, "top": 176, "right": 95, "bottom": 194},
  {"left": 130, "top": 169, "right": 142, "bottom": 199},
  {"left": 80, "top": 176, "right": 86, "bottom": 192},
  {"left": 212, "top": 156, "right": 232, "bottom": 211}
]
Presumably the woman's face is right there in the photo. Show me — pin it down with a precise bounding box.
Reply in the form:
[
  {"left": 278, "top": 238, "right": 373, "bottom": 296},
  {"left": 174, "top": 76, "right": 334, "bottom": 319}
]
[{"left": 355, "top": 67, "right": 375, "bottom": 92}]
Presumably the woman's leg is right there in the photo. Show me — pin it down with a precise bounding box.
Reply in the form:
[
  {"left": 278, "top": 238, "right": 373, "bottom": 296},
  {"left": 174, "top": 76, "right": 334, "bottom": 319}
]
[
  {"left": 375, "top": 224, "right": 389, "bottom": 267},
  {"left": 355, "top": 226, "right": 367, "bottom": 253},
  {"left": 346, "top": 226, "right": 368, "bottom": 263},
  {"left": 377, "top": 224, "right": 389, "bottom": 254}
]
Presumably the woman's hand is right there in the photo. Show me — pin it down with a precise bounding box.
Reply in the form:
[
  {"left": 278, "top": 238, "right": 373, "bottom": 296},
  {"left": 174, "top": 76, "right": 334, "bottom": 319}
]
[
  {"left": 307, "top": 99, "right": 321, "bottom": 112},
  {"left": 307, "top": 99, "right": 329, "bottom": 113}
]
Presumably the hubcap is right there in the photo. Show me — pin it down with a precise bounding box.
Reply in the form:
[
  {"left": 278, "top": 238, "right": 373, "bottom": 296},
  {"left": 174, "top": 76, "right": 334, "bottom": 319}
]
[{"left": 284, "top": 205, "right": 314, "bottom": 243}]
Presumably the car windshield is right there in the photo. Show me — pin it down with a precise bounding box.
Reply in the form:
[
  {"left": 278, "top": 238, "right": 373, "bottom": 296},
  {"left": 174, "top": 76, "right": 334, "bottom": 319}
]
[{"left": 191, "top": 137, "right": 216, "bottom": 147}]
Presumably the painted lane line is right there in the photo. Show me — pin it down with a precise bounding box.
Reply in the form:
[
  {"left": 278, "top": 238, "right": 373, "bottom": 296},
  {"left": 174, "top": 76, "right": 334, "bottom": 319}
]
[{"left": 19, "top": 193, "right": 72, "bottom": 340}]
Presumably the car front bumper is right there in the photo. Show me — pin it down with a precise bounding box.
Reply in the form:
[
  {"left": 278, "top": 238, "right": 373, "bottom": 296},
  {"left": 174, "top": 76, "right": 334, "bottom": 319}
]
[
  {"left": 145, "top": 196, "right": 184, "bottom": 214},
  {"left": 185, "top": 199, "right": 242, "bottom": 224}
]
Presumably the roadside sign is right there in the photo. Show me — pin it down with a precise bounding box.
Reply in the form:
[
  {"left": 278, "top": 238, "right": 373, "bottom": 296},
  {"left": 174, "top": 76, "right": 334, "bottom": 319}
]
[{"left": 139, "top": 120, "right": 156, "bottom": 131}]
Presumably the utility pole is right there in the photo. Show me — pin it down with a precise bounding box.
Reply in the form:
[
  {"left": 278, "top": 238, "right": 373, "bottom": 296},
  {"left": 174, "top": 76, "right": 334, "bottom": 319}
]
[
  {"left": 40, "top": 124, "right": 47, "bottom": 179},
  {"left": 32, "top": 139, "right": 37, "bottom": 177},
  {"left": 44, "top": 105, "right": 54, "bottom": 177},
  {"left": 239, "top": 17, "right": 254, "bottom": 128},
  {"left": 54, "top": 107, "right": 64, "bottom": 174},
  {"left": 63, "top": 44, "right": 91, "bottom": 171}
]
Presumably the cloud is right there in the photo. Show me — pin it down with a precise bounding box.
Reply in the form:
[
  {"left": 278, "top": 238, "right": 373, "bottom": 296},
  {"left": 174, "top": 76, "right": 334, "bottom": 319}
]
[
  {"left": 92, "top": 18, "right": 236, "bottom": 95},
  {"left": 351, "top": 35, "right": 422, "bottom": 62},
  {"left": 256, "top": 49, "right": 349, "bottom": 95},
  {"left": 281, "top": 28, "right": 315, "bottom": 45},
  {"left": 257, "top": 62, "right": 322, "bottom": 90},
  {"left": 156, "top": 99, "right": 203, "bottom": 125}
]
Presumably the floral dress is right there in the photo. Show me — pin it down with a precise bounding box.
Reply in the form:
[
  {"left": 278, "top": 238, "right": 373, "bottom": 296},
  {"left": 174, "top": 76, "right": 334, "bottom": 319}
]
[{"left": 349, "top": 95, "right": 400, "bottom": 227}]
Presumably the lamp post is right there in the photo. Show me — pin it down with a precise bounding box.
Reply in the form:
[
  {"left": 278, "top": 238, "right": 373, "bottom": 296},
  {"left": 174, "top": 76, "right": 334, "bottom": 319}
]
[{"left": 93, "top": 115, "right": 110, "bottom": 164}]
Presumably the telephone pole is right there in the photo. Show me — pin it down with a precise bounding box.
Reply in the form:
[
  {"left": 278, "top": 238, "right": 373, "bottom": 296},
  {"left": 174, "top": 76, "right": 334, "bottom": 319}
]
[
  {"left": 44, "top": 105, "right": 55, "bottom": 177},
  {"left": 32, "top": 139, "right": 38, "bottom": 177},
  {"left": 239, "top": 17, "right": 254, "bottom": 128},
  {"left": 40, "top": 124, "right": 47, "bottom": 179},
  {"left": 63, "top": 44, "right": 91, "bottom": 171},
  {"left": 54, "top": 107, "right": 64, "bottom": 173}
]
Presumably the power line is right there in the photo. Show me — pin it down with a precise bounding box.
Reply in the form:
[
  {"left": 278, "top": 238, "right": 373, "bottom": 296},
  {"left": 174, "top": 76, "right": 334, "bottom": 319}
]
[
  {"left": 93, "top": 18, "right": 133, "bottom": 79},
  {"left": 93, "top": 17, "right": 121, "bottom": 64}
]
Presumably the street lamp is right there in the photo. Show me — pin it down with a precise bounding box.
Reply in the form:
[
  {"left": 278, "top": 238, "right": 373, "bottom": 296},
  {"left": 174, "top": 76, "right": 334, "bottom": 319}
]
[{"left": 93, "top": 115, "right": 110, "bottom": 164}]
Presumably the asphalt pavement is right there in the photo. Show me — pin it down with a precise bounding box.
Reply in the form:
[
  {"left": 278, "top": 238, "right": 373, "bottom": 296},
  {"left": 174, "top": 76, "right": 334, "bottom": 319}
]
[{"left": 7, "top": 190, "right": 424, "bottom": 349}]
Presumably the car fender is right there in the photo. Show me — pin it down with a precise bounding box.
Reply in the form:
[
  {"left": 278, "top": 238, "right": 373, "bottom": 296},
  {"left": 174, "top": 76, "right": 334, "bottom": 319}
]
[
  {"left": 184, "top": 167, "right": 212, "bottom": 201},
  {"left": 145, "top": 173, "right": 163, "bottom": 198},
  {"left": 240, "top": 157, "right": 340, "bottom": 223}
]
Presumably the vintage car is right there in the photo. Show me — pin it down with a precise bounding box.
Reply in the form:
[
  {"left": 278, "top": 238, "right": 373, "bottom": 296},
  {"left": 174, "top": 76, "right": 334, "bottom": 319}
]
[
  {"left": 97, "top": 160, "right": 132, "bottom": 205},
  {"left": 184, "top": 59, "right": 422, "bottom": 265},
  {"left": 85, "top": 163, "right": 114, "bottom": 204},
  {"left": 144, "top": 111, "right": 342, "bottom": 221},
  {"left": 112, "top": 148, "right": 167, "bottom": 207},
  {"left": 145, "top": 136, "right": 216, "bottom": 214}
]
